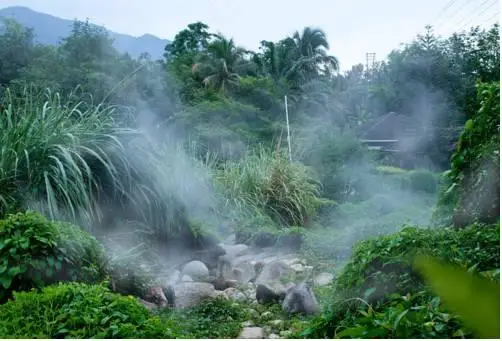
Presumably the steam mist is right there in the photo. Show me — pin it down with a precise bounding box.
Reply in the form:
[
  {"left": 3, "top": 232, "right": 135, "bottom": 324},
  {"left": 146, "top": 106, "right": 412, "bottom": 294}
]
[
  {"left": 5, "top": 17, "right": 488, "bottom": 308},
  {"left": 289, "top": 71, "right": 451, "bottom": 264}
]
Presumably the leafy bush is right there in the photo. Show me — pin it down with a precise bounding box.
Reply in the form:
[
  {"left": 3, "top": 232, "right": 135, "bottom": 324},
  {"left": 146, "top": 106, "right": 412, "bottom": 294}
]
[
  {"left": 159, "top": 297, "right": 247, "bottom": 338},
  {"left": 303, "top": 223, "right": 500, "bottom": 338},
  {"left": 335, "top": 223, "right": 499, "bottom": 297},
  {"left": 0, "top": 85, "right": 211, "bottom": 243},
  {"left": 0, "top": 85, "right": 136, "bottom": 220},
  {"left": 295, "top": 130, "right": 369, "bottom": 202},
  {"left": 0, "top": 211, "right": 108, "bottom": 302},
  {"left": 407, "top": 170, "right": 438, "bottom": 194},
  {"left": 0, "top": 282, "right": 173, "bottom": 338},
  {"left": 436, "top": 81, "right": 500, "bottom": 227},
  {"left": 374, "top": 165, "right": 409, "bottom": 175},
  {"left": 216, "top": 145, "right": 328, "bottom": 226}
]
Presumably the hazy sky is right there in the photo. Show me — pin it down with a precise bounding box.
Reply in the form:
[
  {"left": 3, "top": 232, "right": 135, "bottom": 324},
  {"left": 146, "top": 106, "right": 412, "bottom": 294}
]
[{"left": 1, "top": 0, "right": 500, "bottom": 70}]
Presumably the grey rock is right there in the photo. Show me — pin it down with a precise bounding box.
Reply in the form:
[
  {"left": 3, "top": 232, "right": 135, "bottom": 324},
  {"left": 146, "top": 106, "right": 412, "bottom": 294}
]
[
  {"left": 224, "top": 287, "right": 247, "bottom": 302},
  {"left": 222, "top": 233, "right": 236, "bottom": 245},
  {"left": 206, "top": 275, "right": 237, "bottom": 290},
  {"left": 255, "top": 261, "right": 293, "bottom": 285},
  {"left": 182, "top": 260, "right": 209, "bottom": 281},
  {"left": 233, "top": 260, "right": 256, "bottom": 283},
  {"left": 221, "top": 243, "right": 249, "bottom": 258},
  {"left": 138, "top": 298, "right": 157, "bottom": 311},
  {"left": 282, "top": 282, "right": 318, "bottom": 315},
  {"left": 290, "top": 263, "right": 304, "bottom": 272},
  {"left": 217, "top": 254, "right": 234, "bottom": 280},
  {"left": 238, "top": 327, "right": 264, "bottom": 339},
  {"left": 314, "top": 272, "right": 334, "bottom": 286},
  {"left": 181, "top": 274, "right": 193, "bottom": 282},
  {"left": 144, "top": 286, "right": 168, "bottom": 307},
  {"left": 173, "top": 282, "right": 216, "bottom": 309},
  {"left": 191, "top": 245, "right": 226, "bottom": 270},
  {"left": 167, "top": 269, "right": 181, "bottom": 285},
  {"left": 256, "top": 283, "right": 284, "bottom": 304}
]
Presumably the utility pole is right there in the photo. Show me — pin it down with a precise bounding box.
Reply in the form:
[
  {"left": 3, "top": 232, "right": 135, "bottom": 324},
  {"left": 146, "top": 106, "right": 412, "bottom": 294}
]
[
  {"left": 366, "top": 52, "right": 376, "bottom": 71},
  {"left": 284, "top": 95, "right": 292, "bottom": 162}
]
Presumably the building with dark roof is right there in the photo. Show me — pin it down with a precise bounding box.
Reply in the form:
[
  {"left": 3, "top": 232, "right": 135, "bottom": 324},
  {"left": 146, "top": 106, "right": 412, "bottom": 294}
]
[{"left": 355, "top": 112, "right": 424, "bottom": 168}]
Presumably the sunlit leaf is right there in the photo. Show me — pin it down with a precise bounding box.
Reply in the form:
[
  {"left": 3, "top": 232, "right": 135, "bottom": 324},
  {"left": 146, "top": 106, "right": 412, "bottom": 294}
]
[{"left": 414, "top": 255, "right": 500, "bottom": 339}]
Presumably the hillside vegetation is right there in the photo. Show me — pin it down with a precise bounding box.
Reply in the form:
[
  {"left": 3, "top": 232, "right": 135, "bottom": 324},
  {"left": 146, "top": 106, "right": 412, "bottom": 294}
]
[{"left": 0, "top": 12, "right": 499, "bottom": 339}]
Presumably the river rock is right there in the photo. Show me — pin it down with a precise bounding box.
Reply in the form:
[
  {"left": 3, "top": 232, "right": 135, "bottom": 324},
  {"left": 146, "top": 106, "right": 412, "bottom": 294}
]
[
  {"left": 144, "top": 286, "right": 168, "bottom": 307},
  {"left": 255, "top": 260, "right": 293, "bottom": 285},
  {"left": 233, "top": 260, "right": 256, "bottom": 283},
  {"left": 182, "top": 260, "right": 209, "bottom": 281},
  {"left": 282, "top": 282, "right": 318, "bottom": 315},
  {"left": 256, "top": 282, "right": 293, "bottom": 304},
  {"left": 173, "top": 282, "right": 216, "bottom": 309},
  {"left": 181, "top": 274, "right": 193, "bottom": 282},
  {"left": 314, "top": 272, "right": 334, "bottom": 286},
  {"left": 221, "top": 244, "right": 249, "bottom": 258},
  {"left": 238, "top": 327, "right": 264, "bottom": 339},
  {"left": 224, "top": 287, "right": 247, "bottom": 302}
]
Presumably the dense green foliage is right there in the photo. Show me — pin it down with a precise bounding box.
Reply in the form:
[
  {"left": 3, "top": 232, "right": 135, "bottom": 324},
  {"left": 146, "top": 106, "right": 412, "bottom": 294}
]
[
  {"left": 435, "top": 82, "right": 500, "bottom": 227},
  {"left": 0, "top": 10, "right": 499, "bottom": 340},
  {"left": 303, "top": 223, "right": 499, "bottom": 338},
  {"left": 0, "top": 211, "right": 107, "bottom": 302},
  {"left": 216, "top": 146, "right": 328, "bottom": 226},
  {"left": 415, "top": 256, "right": 499, "bottom": 339},
  {"left": 0, "top": 282, "right": 172, "bottom": 338}
]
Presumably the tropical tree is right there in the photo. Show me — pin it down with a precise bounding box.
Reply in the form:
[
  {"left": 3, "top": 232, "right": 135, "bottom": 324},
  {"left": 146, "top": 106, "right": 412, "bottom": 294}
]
[
  {"left": 192, "top": 35, "right": 253, "bottom": 92},
  {"left": 287, "top": 27, "right": 339, "bottom": 84},
  {"left": 0, "top": 18, "right": 35, "bottom": 87}
]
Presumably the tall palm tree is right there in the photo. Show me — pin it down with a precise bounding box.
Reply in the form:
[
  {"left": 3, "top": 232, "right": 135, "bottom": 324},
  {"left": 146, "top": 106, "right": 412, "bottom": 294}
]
[
  {"left": 192, "top": 35, "right": 251, "bottom": 92},
  {"left": 288, "top": 27, "right": 339, "bottom": 83}
]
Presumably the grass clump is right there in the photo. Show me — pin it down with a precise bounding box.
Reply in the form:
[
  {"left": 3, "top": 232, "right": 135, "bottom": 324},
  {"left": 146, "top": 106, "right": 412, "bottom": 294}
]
[
  {"left": 216, "top": 145, "right": 328, "bottom": 227},
  {"left": 0, "top": 85, "right": 208, "bottom": 242},
  {"left": 159, "top": 297, "right": 247, "bottom": 338},
  {"left": 302, "top": 223, "right": 500, "bottom": 338},
  {"left": 0, "top": 282, "right": 173, "bottom": 338},
  {"left": 0, "top": 86, "right": 137, "bottom": 221},
  {"left": 0, "top": 211, "right": 108, "bottom": 302}
]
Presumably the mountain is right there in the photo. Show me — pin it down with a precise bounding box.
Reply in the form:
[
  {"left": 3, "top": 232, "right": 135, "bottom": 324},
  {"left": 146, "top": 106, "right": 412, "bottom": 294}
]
[{"left": 0, "top": 6, "right": 170, "bottom": 60}]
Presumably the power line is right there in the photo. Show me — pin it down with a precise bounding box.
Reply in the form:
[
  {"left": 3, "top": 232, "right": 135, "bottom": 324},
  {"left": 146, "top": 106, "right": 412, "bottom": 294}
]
[
  {"left": 452, "top": 0, "right": 493, "bottom": 29},
  {"left": 435, "top": 0, "right": 473, "bottom": 30},
  {"left": 462, "top": 0, "right": 499, "bottom": 29},
  {"left": 429, "top": 0, "right": 460, "bottom": 25}
]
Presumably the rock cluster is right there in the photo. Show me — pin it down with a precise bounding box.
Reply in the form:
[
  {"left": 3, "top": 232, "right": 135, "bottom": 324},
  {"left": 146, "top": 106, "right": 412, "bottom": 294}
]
[{"left": 139, "top": 233, "right": 335, "bottom": 322}]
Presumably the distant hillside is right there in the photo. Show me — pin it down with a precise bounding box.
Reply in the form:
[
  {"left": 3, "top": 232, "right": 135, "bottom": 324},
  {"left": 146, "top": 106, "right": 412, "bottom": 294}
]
[{"left": 0, "top": 6, "right": 170, "bottom": 60}]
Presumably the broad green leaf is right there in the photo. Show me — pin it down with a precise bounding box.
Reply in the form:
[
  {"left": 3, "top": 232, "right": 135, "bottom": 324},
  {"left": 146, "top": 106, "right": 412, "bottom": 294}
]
[
  {"left": 0, "top": 275, "right": 13, "bottom": 289},
  {"left": 414, "top": 255, "right": 500, "bottom": 339}
]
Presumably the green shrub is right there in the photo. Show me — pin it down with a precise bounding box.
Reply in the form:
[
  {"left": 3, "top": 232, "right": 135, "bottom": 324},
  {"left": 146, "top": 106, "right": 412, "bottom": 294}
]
[
  {"left": 216, "top": 145, "right": 328, "bottom": 226},
  {"left": 436, "top": 81, "right": 500, "bottom": 227},
  {"left": 0, "top": 86, "right": 135, "bottom": 220},
  {"left": 335, "top": 223, "right": 499, "bottom": 297},
  {"left": 159, "top": 297, "right": 247, "bottom": 338},
  {"left": 302, "top": 223, "right": 500, "bottom": 338},
  {"left": 0, "top": 282, "right": 174, "bottom": 338},
  {"left": 295, "top": 130, "right": 369, "bottom": 202},
  {"left": 0, "top": 211, "right": 108, "bottom": 302},
  {"left": 407, "top": 170, "right": 438, "bottom": 194},
  {"left": 0, "top": 86, "right": 197, "bottom": 241},
  {"left": 374, "top": 165, "right": 409, "bottom": 175}
]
